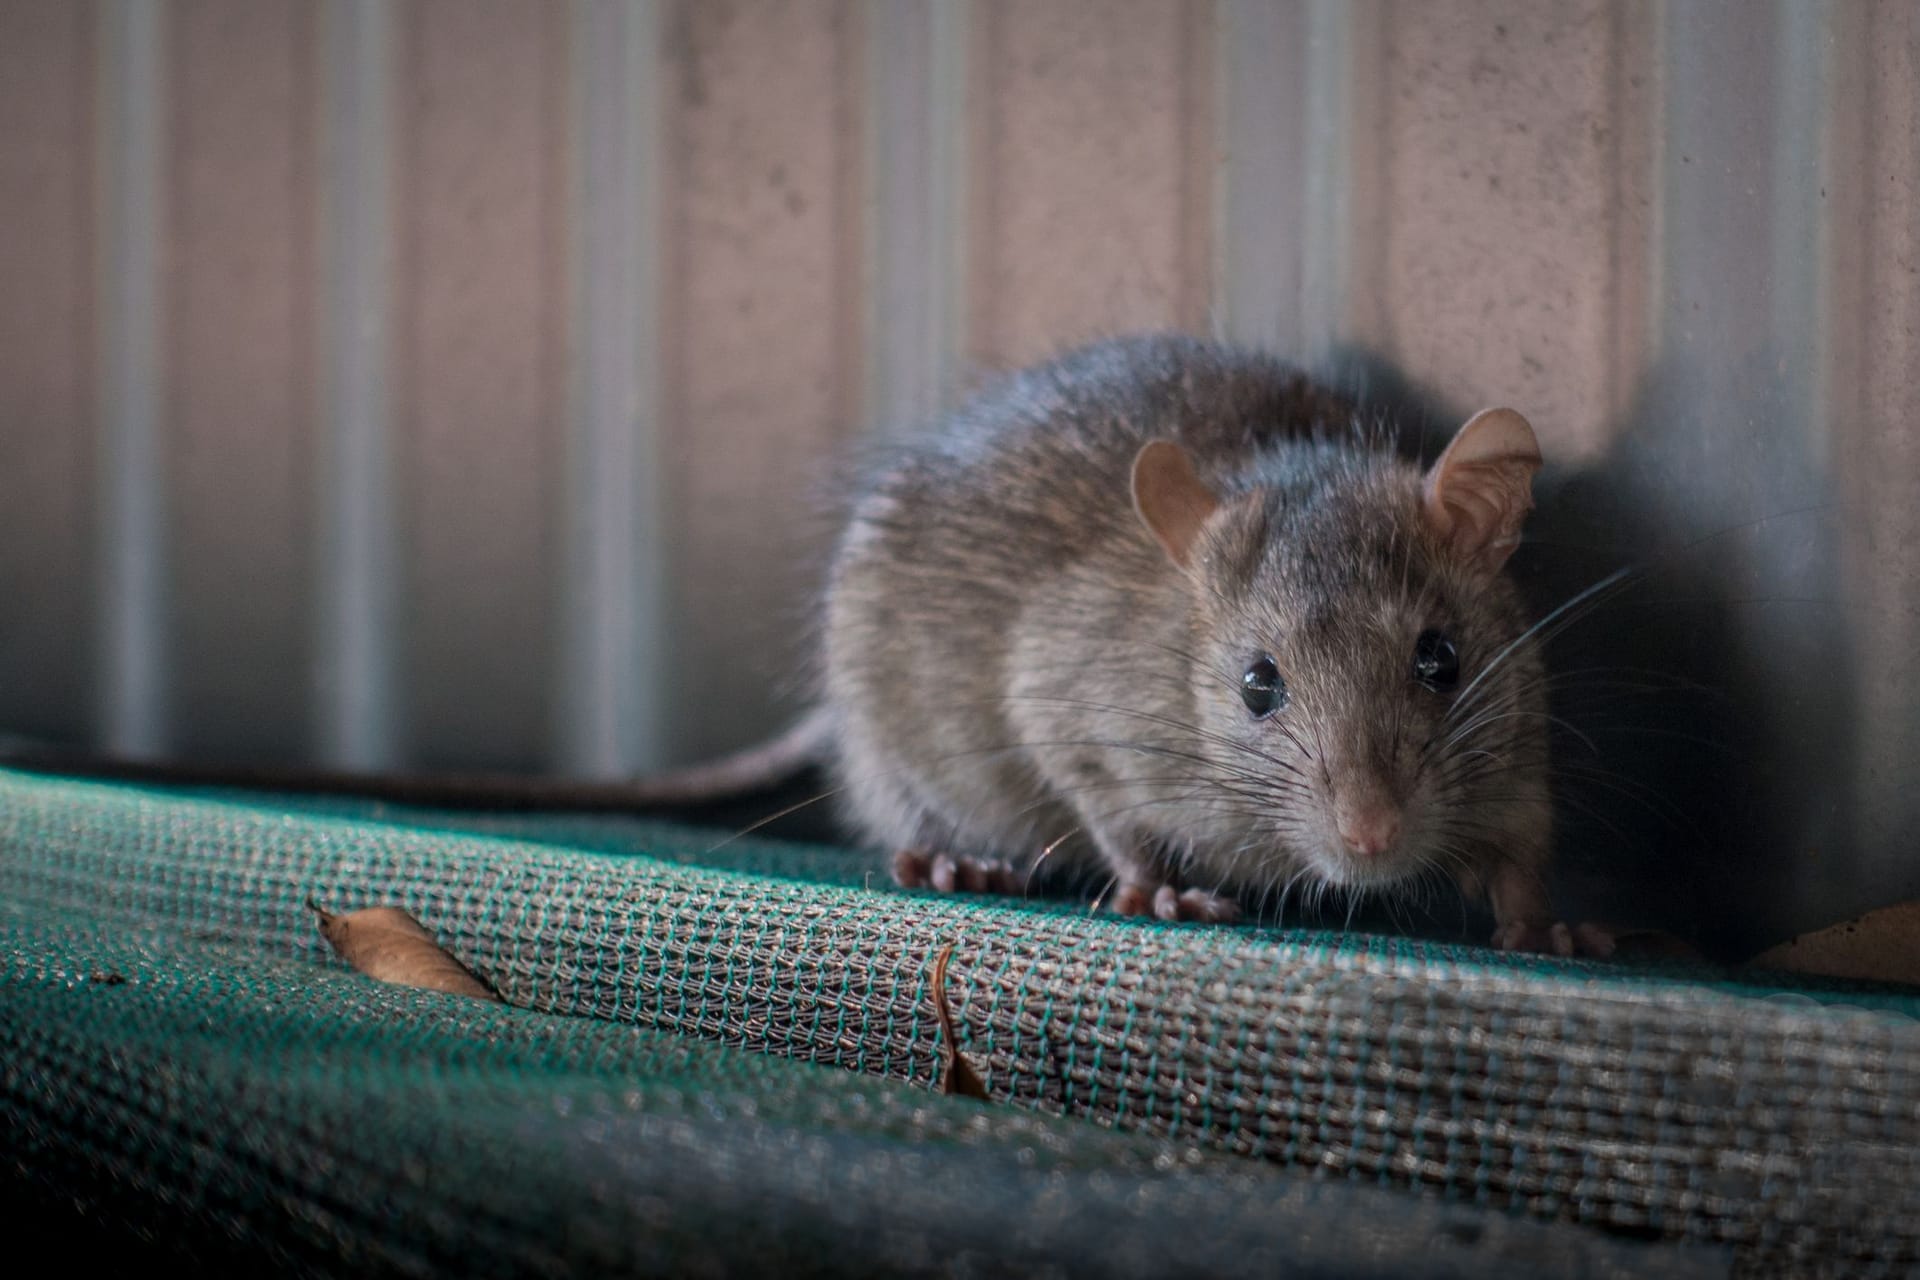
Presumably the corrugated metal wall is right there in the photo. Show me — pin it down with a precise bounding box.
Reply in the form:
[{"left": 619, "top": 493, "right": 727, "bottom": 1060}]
[{"left": 0, "top": 0, "right": 1914, "bottom": 949}]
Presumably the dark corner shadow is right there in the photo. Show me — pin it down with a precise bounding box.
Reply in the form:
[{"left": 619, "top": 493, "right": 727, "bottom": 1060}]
[{"left": 1321, "top": 343, "right": 1858, "bottom": 962}]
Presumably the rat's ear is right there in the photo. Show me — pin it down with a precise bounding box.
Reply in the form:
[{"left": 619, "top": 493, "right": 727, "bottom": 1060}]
[
  {"left": 1422, "top": 408, "right": 1542, "bottom": 575},
  {"left": 1132, "top": 440, "right": 1220, "bottom": 569}
]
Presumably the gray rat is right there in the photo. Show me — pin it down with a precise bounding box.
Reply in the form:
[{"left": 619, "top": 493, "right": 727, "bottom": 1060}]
[
  {"left": 823, "top": 334, "right": 1595, "bottom": 953},
  {"left": 3, "top": 333, "right": 1602, "bottom": 955}
]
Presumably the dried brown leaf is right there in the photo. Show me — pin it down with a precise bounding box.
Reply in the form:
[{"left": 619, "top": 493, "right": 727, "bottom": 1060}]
[
  {"left": 309, "top": 899, "right": 498, "bottom": 1002},
  {"left": 931, "top": 944, "right": 988, "bottom": 1099},
  {"left": 1748, "top": 900, "right": 1920, "bottom": 987}
]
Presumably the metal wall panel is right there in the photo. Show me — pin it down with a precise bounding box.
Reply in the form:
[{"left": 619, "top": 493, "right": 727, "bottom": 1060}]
[{"left": 0, "top": 0, "right": 1914, "bottom": 946}]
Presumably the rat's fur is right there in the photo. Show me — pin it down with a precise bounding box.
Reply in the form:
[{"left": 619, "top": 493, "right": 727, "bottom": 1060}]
[{"left": 825, "top": 334, "right": 1556, "bottom": 935}]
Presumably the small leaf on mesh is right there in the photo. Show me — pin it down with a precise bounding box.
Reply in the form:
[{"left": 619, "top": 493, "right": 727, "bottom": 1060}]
[
  {"left": 1748, "top": 901, "right": 1920, "bottom": 987},
  {"left": 931, "top": 943, "right": 989, "bottom": 1099},
  {"left": 309, "top": 899, "right": 498, "bottom": 1002}
]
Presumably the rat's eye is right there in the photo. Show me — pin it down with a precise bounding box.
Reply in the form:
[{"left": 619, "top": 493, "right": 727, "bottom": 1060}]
[
  {"left": 1413, "top": 629, "right": 1459, "bottom": 691},
  {"left": 1240, "top": 654, "right": 1287, "bottom": 718}
]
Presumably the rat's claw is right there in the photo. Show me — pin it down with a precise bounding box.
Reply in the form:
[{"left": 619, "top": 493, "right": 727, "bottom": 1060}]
[
  {"left": 1166, "top": 887, "right": 1240, "bottom": 923},
  {"left": 891, "top": 847, "right": 933, "bottom": 888},
  {"left": 930, "top": 854, "right": 959, "bottom": 893},
  {"left": 958, "top": 857, "right": 1021, "bottom": 894},
  {"left": 1114, "top": 883, "right": 1240, "bottom": 923},
  {"left": 892, "top": 848, "right": 1024, "bottom": 897}
]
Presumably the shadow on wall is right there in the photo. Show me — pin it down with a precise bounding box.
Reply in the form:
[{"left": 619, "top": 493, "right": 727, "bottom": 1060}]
[{"left": 1323, "top": 343, "right": 1855, "bottom": 963}]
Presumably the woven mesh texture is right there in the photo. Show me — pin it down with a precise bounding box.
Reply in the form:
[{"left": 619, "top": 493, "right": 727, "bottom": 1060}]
[
  {"left": 6, "top": 904, "right": 1726, "bottom": 1279},
  {"left": 4, "top": 766, "right": 1917, "bottom": 1276}
]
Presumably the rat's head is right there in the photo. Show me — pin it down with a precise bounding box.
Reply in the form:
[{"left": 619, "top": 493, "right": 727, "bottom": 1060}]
[{"left": 1132, "top": 409, "right": 1547, "bottom": 895}]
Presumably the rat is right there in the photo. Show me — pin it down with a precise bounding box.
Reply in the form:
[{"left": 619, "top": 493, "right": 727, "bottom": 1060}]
[
  {"left": 822, "top": 334, "right": 1602, "bottom": 955},
  {"left": 1, "top": 333, "right": 1606, "bottom": 956}
]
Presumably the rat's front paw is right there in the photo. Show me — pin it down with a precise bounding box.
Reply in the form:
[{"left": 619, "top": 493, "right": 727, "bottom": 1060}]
[
  {"left": 1491, "top": 919, "right": 1617, "bottom": 958},
  {"left": 1110, "top": 882, "right": 1241, "bottom": 924}
]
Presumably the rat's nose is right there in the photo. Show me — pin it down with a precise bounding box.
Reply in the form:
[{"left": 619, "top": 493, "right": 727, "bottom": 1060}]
[{"left": 1336, "top": 805, "right": 1402, "bottom": 858}]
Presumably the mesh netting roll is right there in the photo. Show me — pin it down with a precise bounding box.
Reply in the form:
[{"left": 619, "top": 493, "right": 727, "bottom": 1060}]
[{"left": 3, "top": 767, "right": 1916, "bottom": 1275}]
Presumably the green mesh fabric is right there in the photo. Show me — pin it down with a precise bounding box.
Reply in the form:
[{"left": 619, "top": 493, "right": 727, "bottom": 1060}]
[{"left": 3, "top": 766, "right": 1916, "bottom": 1276}]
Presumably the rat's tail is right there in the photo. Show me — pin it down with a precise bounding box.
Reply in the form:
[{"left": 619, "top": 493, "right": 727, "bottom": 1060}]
[
  {"left": 0, "top": 706, "right": 836, "bottom": 814},
  {"left": 607, "top": 705, "right": 836, "bottom": 803}
]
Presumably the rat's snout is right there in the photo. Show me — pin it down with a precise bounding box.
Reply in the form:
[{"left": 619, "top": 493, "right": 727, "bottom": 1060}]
[
  {"left": 1330, "top": 771, "right": 1403, "bottom": 860},
  {"left": 1335, "top": 803, "right": 1402, "bottom": 858}
]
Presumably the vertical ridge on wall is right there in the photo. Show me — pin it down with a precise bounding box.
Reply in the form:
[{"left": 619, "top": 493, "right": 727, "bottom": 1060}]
[
  {"left": 1310, "top": 0, "right": 1386, "bottom": 366},
  {"left": 864, "top": 0, "right": 969, "bottom": 434},
  {"left": 1602, "top": 0, "right": 1659, "bottom": 437},
  {"left": 1768, "top": 0, "right": 1827, "bottom": 452},
  {"left": 166, "top": 0, "right": 318, "bottom": 762},
  {"left": 0, "top": 1, "right": 95, "bottom": 746},
  {"left": 1177, "top": 0, "right": 1216, "bottom": 342},
  {"left": 315, "top": 0, "right": 396, "bottom": 770},
  {"left": 1214, "top": 0, "right": 1376, "bottom": 371},
  {"left": 1214, "top": 0, "right": 1310, "bottom": 354},
  {"left": 95, "top": 0, "right": 167, "bottom": 756},
  {"left": 559, "top": 0, "right": 667, "bottom": 777},
  {"left": 395, "top": 1, "right": 567, "bottom": 773}
]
